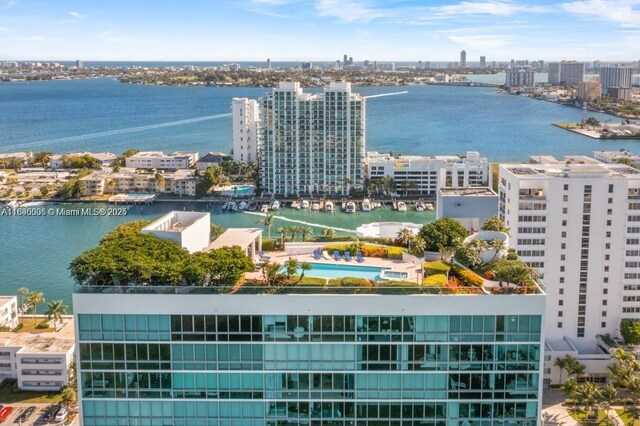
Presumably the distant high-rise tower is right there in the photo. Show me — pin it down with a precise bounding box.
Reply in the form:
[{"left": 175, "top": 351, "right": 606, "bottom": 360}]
[
  {"left": 460, "top": 50, "right": 467, "bottom": 68},
  {"left": 548, "top": 61, "right": 585, "bottom": 85},
  {"left": 424, "top": 61, "right": 431, "bottom": 69},
  {"left": 343, "top": 54, "right": 348, "bottom": 66},
  {"left": 505, "top": 66, "right": 535, "bottom": 88},
  {"left": 599, "top": 65, "right": 633, "bottom": 93},
  {"left": 231, "top": 98, "right": 260, "bottom": 164},
  {"left": 266, "top": 58, "right": 271, "bottom": 70},
  {"left": 75, "top": 59, "right": 84, "bottom": 69},
  {"left": 259, "top": 81, "right": 366, "bottom": 196},
  {"left": 479, "top": 56, "right": 486, "bottom": 68}
]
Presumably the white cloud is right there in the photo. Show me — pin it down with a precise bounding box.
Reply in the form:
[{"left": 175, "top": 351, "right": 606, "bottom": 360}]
[
  {"left": 448, "top": 34, "right": 512, "bottom": 48},
  {"left": 423, "top": 1, "right": 551, "bottom": 17},
  {"left": 562, "top": 0, "right": 640, "bottom": 28},
  {"left": 315, "top": 0, "right": 390, "bottom": 23},
  {"left": 69, "top": 11, "right": 87, "bottom": 19}
]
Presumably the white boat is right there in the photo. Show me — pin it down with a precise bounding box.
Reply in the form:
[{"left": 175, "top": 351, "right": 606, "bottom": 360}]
[
  {"left": 291, "top": 201, "right": 301, "bottom": 210},
  {"left": 362, "top": 199, "right": 372, "bottom": 212},
  {"left": 238, "top": 201, "right": 248, "bottom": 210},
  {"left": 325, "top": 201, "right": 334, "bottom": 213},
  {"left": 260, "top": 204, "right": 270, "bottom": 213},
  {"left": 312, "top": 202, "right": 320, "bottom": 212},
  {"left": 301, "top": 200, "right": 310, "bottom": 210},
  {"left": 6, "top": 200, "right": 20, "bottom": 209},
  {"left": 397, "top": 201, "right": 407, "bottom": 212},
  {"left": 345, "top": 201, "right": 356, "bottom": 213},
  {"left": 415, "top": 201, "right": 425, "bottom": 212},
  {"left": 426, "top": 203, "right": 434, "bottom": 211},
  {"left": 270, "top": 200, "right": 280, "bottom": 211}
]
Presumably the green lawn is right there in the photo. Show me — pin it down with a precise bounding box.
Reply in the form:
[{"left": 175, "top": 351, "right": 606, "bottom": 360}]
[
  {"left": 0, "top": 385, "right": 61, "bottom": 404},
  {"left": 568, "top": 409, "right": 609, "bottom": 424},
  {"left": 616, "top": 409, "right": 636, "bottom": 424}
]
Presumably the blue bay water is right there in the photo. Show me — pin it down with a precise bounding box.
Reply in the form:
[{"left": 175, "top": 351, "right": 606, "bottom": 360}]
[{"left": 0, "top": 77, "right": 637, "bottom": 308}]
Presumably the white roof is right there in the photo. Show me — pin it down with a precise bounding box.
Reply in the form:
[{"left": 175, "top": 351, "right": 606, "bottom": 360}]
[{"left": 207, "top": 228, "right": 262, "bottom": 251}]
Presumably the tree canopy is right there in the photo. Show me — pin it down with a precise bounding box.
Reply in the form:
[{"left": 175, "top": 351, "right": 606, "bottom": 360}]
[
  {"left": 481, "top": 216, "right": 509, "bottom": 233},
  {"left": 419, "top": 218, "right": 468, "bottom": 252},
  {"left": 69, "top": 221, "right": 253, "bottom": 286}
]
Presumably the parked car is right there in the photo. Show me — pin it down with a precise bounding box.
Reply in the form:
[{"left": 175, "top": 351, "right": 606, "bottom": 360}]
[
  {"left": 16, "top": 405, "right": 36, "bottom": 423},
  {"left": 53, "top": 405, "right": 68, "bottom": 423},
  {"left": 43, "top": 404, "right": 60, "bottom": 423},
  {"left": 0, "top": 406, "right": 13, "bottom": 423}
]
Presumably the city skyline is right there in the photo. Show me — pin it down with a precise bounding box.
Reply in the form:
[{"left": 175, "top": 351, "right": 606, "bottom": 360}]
[{"left": 1, "top": 0, "right": 640, "bottom": 61}]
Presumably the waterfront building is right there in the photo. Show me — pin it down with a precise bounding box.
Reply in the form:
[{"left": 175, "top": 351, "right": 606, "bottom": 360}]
[
  {"left": 232, "top": 98, "right": 260, "bottom": 164},
  {"left": 125, "top": 151, "right": 198, "bottom": 170},
  {"left": 366, "top": 151, "right": 490, "bottom": 196},
  {"left": 505, "top": 66, "right": 535, "bottom": 89},
  {"left": 459, "top": 50, "right": 466, "bottom": 68},
  {"left": 76, "top": 59, "right": 84, "bottom": 69},
  {"left": 0, "top": 317, "right": 75, "bottom": 391},
  {"left": 436, "top": 187, "right": 499, "bottom": 231},
  {"left": 576, "top": 80, "right": 602, "bottom": 102},
  {"left": 548, "top": 61, "right": 585, "bottom": 85},
  {"left": 73, "top": 235, "right": 546, "bottom": 424},
  {"left": 80, "top": 168, "right": 196, "bottom": 197},
  {"left": 0, "top": 297, "right": 18, "bottom": 330},
  {"left": 197, "top": 152, "right": 229, "bottom": 170},
  {"left": 499, "top": 162, "right": 640, "bottom": 383},
  {"left": 479, "top": 56, "right": 486, "bottom": 68},
  {"left": 599, "top": 65, "right": 633, "bottom": 94},
  {"left": 0, "top": 151, "right": 32, "bottom": 167},
  {"left": 50, "top": 152, "right": 117, "bottom": 169},
  {"left": 594, "top": 150, "right": 640, "bottom": 168},
  {"left": 259, "top": 81, "right": 366, "bottom": 197},
  {"left": 607, "top": 86, "right": 632, "bottom": 101}
]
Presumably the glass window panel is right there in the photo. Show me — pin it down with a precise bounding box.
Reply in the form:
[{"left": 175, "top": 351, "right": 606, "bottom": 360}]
[
  {"left": 136, "top": 316, "right": 147, "bottom": 332},
  {"left": 124, "top": 315, "right": 136, "bottom": 332},
  {"left": 148, "top": 315, "right": 159, "bottom": 332}
]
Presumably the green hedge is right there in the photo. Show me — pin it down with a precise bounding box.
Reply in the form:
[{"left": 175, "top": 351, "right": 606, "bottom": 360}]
[
  {"left": 328, "top": 277, "right": 373, "bottom": 287},
  {"left": 424, "top": 260, "right": 451, "bottom": 276},
  {"left": 261, "top": 239, "right": 282, "bottom": 251},
  {"left": 298, "top": 276, "right": 327, "bottom": 286},
  {"left": 423, "top": 274, "right": 448, "bottom": 287},
  {"left": 323, "top": 243, "right": 405, "bottom": 259},
  {"left": 620, "top": 319, "right": 640, "bottom": 344}
]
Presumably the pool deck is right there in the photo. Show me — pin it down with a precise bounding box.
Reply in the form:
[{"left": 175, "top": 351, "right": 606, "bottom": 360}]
[{"left": 247, "top": 251, "right": 419, "bottom": 283}]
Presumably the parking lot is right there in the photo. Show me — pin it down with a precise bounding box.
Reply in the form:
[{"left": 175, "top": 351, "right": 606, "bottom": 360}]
[{"left": 0, "top": 403, "right": 77, "bottom": 425}]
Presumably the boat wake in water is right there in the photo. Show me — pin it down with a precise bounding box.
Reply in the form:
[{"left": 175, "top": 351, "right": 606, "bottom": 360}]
[
  {"left": 3, "top": 113, "right": 232, "bottom": 150},
  {"left": 244, "top": 211, "right": 356, "bottom": 234}
]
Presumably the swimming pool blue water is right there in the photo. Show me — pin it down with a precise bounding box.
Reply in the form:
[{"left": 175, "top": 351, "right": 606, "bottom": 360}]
[
  {"left": 127, "top": 194, "right": 155, "bottom": 199},
  {"left": 234, "top": 185, "right": 253, "bottom": 195},
  {"left": 284, "top": 262, "right": 387, "bottom": 281}
]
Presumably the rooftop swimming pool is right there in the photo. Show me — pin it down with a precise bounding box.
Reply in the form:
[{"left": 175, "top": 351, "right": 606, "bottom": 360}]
[{"left": 284, "top": 262, "right": 389, "bottom": 281}]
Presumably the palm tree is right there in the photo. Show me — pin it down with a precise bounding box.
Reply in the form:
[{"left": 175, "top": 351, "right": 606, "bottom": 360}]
[
  {"left": 105, "top": 178, "right": 116, "bottom": 194},
  {"left": 45, "top": 300, "right": 68, "bottom": 331},
  {"left": 289, "top": 226, "right": 301, "bottom": 242},
  {"left": 489, "top": 239, "right": 506, "bottom": 261},
  {"left": 17, "top": 287, "right": 29, "bottom": 313},
  {"left": 260, "top": 261, "right": 283, "bottom": 286},
  {"left": 342, "top": 177, "right": 351, "bottom": 196},
  {"left": 574, "top": 382, "right": 600, "bottom": 419},
  {"left": 277, "top": 227, "right": 288, "bottom": 247},
  {"left": 555, "top": 356, "right": 571, "bottom": 385},
  {"left": 561, "top": 377, "right": 578, "bottom": 408},
  {"left": 322, "top": 227, "right": 336, "bottom": 240},
  {"left": 154, "top": 172, "right": 166, "bottom": 190},
  {"left": 27, "top": 291, "right": 45, "bottom": 325},
  {"left": 258, "top": 213, "right": 276, "bottom": 240},
  {"left": 297, "top": 262, "right": 313, "bottom": 284},
  {"left": 411, "top": 235, "right": 426, "bottom": 257},
  {"left": 396, "top": 228, "right": 415, "bottom": 249},
  {"left": 299, "top": 226, "right": 313, "bottom": 242},
  {"left": 284, "top": 258, "right": 299, "bottom": 280}
]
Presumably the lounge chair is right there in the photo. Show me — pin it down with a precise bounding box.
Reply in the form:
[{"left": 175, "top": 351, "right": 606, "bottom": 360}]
[
  {"left": 258, "top": 251, "right": 271, "bottom": 260},
  {"left": 312, "top": 249, "right": 322, "bottom": 260},
  {"left": 356, "top": 252, "right": 365, "bottom": 263},
  {"left": 332, "top": 250, "right": 342, "bottom": 261},
  {"left": 322, "top": 250, "right": 332, "bottom": 260},
  {"left": 343, "top": 251, "right": 352, "bottom": 262}
]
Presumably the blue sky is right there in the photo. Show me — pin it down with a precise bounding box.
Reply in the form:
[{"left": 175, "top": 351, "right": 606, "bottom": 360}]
[{"left": 0, "top": 0, "right": 639, "bottom": 61}]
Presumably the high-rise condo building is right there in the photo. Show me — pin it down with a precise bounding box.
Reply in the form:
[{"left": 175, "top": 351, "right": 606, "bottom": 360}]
[
  {"left": 499, "top": 162, "right": 640, "bottom": 355},
  {"left": 548, "top": 61, "right": 585, "bottom": 85},
  {"left": 232, "top": 98, "right": 260, "bottom": 164},
  {"left": 505, "top": 66, "right": 535, "bottom": 88},
  {"left": 266, "top": 58, "right": 271, "bottom": 70},
  {"left": 73, "top": 213, "right": 546, "bottom": 425},
  {"left": 259, "top": 81, "right": 366, "bottom": 196},
  {"left": 599, "top": 65, "right": 633, "bottom": 93},
  {"left": 460, "top": 50, "right": 466, "bottom": 68},
  {"left": 480, "top": 56, "right": 486, "bottom": 68}
]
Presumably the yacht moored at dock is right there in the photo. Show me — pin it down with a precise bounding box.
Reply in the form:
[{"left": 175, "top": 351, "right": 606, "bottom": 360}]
[
  {"left": 397, "top": 201, "right": 407, "bottom": 212},
  {"left": 324, "top": 200, "right": 334, "bottom": 213},
  {"left": 362, "top": 199, "right": 372, "bottom": 212},
  {"left": 345, "top": 201, "right": 356, "bottom": 213}
]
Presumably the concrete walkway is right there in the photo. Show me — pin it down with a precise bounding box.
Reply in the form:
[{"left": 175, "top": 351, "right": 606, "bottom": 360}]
[
  {"left": 541, "top": 403, "right": 579, "bottom": 425},
  {"left": 607, "top": 408, "right": 625, "bottom": 426}
]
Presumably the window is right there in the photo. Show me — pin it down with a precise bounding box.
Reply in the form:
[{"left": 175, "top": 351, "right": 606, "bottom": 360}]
[
  {"left": 609, "top": 184, "right": 614, "bottom": 193},
  {"left": 558, "top": 311, "right": 563, "bottom": 317},
  {"left": 564, "top": 184, "right": 569, "bottom": 190},
  {"left": 558, "top": 322, "right": 563, "bottom": 328},
  {"left": 602, "top": 311, "right": 607, "bottom": 317},
  {"left": 603, "top": 300, "right": 608, "bottom": 306},
  {"left": 559, "top": 300, "right": 564, "bottom": 306},
  {"left": 602, "top": 322, "right": 607, "bottom": 328},
  {"left": 608, "top": 198, "right": 613, "bottom": 204}
]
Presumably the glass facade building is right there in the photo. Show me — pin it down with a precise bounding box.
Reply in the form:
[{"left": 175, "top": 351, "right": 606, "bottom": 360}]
[{"left": 74, "top": 291, "right": 545, "bottom": 425}]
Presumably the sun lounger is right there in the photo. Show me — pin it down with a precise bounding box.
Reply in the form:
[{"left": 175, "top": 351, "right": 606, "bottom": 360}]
[
  {"left": 356, "top": 252, "right": 365, "bottom": 263},
  {"left": 332, "top": 250, "right": 342, "bottom": 261},
  {"left": 258, "top": 251, "right": 271, "bottom": 260},
  {"left": 343, "top": 251, "right": 352, "bottom": 262},
  {"left": 312, "top": 249, "right": 322, "bottom": 260},
  {"left": 322, "top": 251, "right": 332, "bottom": 260}
]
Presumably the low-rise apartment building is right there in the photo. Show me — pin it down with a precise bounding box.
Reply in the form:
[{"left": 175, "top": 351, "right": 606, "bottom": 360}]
[
  {"left": 80, "top": 168, "right": 196, "bottom": 197},
  {"left": 125, "top": 151, "right": 199, "bottom": 170},
  {"left": 0, "top": 297, "right": 19, "bottom": 330},
  {"left": 0, "top": 317, "right": 75, "bottom": 391},
  {"left": 50, "top": 152, "right": 117, "bottom": 169},
  {"left": 594, "top": 149, "right": 640, "bottom": 168}
]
